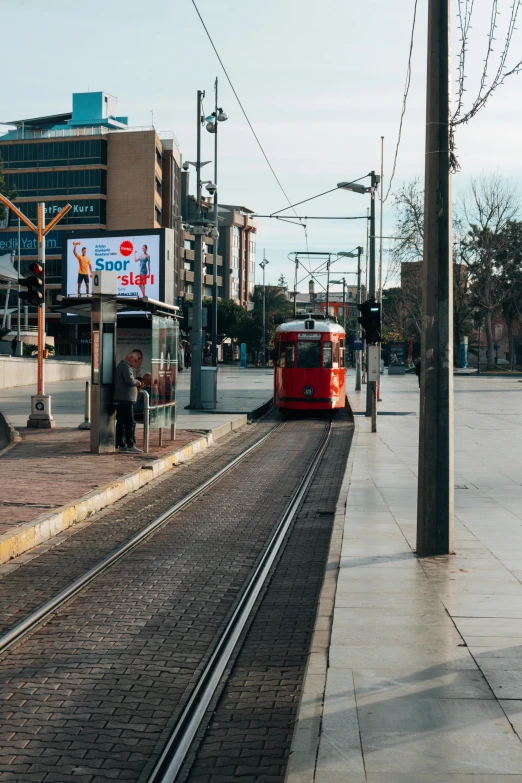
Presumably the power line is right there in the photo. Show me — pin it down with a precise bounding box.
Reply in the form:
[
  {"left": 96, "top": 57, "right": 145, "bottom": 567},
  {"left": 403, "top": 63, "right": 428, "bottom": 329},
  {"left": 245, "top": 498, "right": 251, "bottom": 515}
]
[
  {"left": 384, "top": 0, "right": 419, "bottom": 202},
  {"left": 190, "top": 0, "right": 309, "bottom": 253}
]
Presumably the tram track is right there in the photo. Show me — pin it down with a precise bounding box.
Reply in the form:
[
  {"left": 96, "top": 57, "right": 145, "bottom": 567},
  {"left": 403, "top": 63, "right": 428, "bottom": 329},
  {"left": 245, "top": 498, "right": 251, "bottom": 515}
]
[
  {"left": 0, "top": 422, "right": 285, "bottom": 660},
  {"left": 146, "top": 421, "right": 332, "bottom": 783},
  {"left": 0, "top": 416, "right": 336, "bottom": 783}
]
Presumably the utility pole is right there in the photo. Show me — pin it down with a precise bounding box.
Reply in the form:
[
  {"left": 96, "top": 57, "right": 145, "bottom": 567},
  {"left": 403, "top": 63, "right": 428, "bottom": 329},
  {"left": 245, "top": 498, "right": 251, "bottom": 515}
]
[
  {"left": 326, "top": 259, "right": 330, "bottom": 317},
  {"left": 355, "top": 246, "right": 363, "bottom": 391},
  {"left": 260, "top": 255, "right": 268, "bottom": 366},
  {"left": 293, "top": 258, "right": 298, "bottom": 317},
  {"left": 417, "top": 0, "right": 454, "bottom": 556},
  {"left": 341, "top": 277, "right": 346, "bottom": 332},
  {"left": 366, "top": 170, "right": 379, "bottom": 416},
  {"left": 211, "top": 79, "right": 219, "bottom": 367},
  {"left": 190, "top": 89, "right": 205, "bottom": 409}
]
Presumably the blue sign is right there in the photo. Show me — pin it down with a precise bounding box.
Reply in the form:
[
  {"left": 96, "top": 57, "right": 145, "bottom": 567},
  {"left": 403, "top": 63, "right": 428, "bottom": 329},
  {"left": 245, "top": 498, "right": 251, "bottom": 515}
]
[
  {"left": 240, "top": 343, "right": 247, "bottom": 369},
  {"left": 0, "top": 229, "right": 63, "bottom": 256},
  {"left": 353, "top": 339, "right": 363, "bottom": 350}
]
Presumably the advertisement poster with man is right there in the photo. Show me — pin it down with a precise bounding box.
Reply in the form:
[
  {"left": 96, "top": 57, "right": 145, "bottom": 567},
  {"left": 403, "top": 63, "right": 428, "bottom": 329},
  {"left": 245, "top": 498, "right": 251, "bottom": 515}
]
[{"left": 66, "top": 235, "right": 160, "bottom": 299}]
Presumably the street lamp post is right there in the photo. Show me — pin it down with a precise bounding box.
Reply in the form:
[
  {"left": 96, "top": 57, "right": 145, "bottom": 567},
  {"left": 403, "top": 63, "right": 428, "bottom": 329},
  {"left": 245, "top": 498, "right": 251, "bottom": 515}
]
[
  {"left": 259, "top": 256, "right": 269, "bottom": 366},
  {"left": 338, "top": 175, "right": 380, "bottom": 416},
  {"left": 190, "top": 89, "right": 205, "bottom": 410},
  {"left": 356, "top": 246, "right": 363, "bottom": 390},
  {"left": 205, "top": 78, "right": 228, "bottom": 367}
]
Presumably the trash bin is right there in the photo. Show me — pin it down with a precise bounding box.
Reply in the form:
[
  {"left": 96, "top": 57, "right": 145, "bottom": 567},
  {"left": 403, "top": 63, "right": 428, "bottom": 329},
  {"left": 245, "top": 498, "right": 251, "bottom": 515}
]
[{"left": 201, "top": 366, "right": 217, "bottom": 410}]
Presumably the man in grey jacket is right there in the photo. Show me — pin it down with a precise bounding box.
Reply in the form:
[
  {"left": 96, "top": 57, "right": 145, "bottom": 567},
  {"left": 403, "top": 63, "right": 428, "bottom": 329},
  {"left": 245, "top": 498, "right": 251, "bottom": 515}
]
[{"left": 114, "top": 349, "right": 143, "bottom": 453}]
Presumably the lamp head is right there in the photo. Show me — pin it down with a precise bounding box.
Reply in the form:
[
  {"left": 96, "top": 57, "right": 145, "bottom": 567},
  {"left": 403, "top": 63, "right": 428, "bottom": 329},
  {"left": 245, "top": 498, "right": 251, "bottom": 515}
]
[
  {"left": 216, "top": 109, "right": 228, "bottom": 122},
  {"left": 337, "top": 181, "right": 370, "bottom": 195}
]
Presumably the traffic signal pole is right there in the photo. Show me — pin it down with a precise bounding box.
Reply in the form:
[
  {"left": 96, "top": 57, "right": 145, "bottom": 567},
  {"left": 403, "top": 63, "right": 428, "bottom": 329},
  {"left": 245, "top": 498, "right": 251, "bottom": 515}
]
[
  {"left": 417, "top": 0, "right": 454, "bottom": 556},
  {"left": 0, "top": 194, "right": 71, "bottom": 428}
]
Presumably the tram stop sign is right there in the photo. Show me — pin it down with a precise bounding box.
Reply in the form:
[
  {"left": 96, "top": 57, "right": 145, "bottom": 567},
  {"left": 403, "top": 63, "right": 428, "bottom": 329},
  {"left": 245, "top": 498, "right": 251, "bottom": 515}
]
[{"left": 353, "top": 338, "right": 363, "bottom": 351}]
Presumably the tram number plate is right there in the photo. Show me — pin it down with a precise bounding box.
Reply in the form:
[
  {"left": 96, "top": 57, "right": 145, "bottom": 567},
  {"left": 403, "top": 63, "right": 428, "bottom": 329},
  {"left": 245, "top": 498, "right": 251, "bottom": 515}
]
[{"left": 297, "top": 333, "right": 321, "bottom": 340}]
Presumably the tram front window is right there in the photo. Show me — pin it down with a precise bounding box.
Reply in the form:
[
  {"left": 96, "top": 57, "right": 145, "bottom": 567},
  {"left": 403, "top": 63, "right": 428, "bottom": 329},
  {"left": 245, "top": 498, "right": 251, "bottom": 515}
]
[{"left": 298, "top": 340, "right": 321, "bottom": 368}]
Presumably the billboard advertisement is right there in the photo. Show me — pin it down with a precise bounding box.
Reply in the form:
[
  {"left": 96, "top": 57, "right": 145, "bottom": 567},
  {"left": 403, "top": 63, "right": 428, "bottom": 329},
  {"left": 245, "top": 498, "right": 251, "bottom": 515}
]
[{"left": 65, "top": 234, "right": 160, "bottom": 299}]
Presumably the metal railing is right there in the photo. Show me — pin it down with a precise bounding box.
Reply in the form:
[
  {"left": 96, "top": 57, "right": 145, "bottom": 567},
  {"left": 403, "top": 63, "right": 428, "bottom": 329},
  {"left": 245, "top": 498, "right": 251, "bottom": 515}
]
[
  {"left": 139, "top": 392, "right": 176, "bottom": 453},
  {"left": 0, "top": 125, "right": 179, "bottom": 147}
]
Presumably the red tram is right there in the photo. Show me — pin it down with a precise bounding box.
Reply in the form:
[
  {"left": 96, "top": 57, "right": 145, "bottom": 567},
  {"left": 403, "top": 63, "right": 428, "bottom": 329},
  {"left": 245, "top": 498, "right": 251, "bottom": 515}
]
[{"left": 274, "top": 315, "right": 346, "bottom": 411}]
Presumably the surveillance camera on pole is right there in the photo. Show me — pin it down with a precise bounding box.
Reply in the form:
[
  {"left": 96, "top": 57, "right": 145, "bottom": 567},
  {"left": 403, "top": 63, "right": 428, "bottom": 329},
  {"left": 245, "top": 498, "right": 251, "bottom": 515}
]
[{"left": 205, "top": 181, "right": 217, "bottom": 195}]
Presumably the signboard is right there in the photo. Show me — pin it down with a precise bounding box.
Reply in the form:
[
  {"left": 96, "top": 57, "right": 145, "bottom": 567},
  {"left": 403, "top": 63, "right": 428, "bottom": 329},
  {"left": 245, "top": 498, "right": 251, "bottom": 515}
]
[
  {"left": 297, "top": 333, "right": 321, "bottom": 341},
  {"left": 353, "top": 338, "right": 363, "bottom": 351},
  {"left": 388, "top": 342, "right": 405, "bottom": 367},
  {"left": 66, "top": 234, "right": 160, "bottom": 299}
]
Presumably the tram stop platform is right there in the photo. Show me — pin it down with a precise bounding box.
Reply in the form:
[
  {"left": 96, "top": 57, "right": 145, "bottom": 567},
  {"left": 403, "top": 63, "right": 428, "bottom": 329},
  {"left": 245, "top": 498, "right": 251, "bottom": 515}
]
[
  {"left": 0, "top": 366, "right": 273, "bottom": 568},
  {"left": 286, "top": 372, "right": 522, "bottom": 783}
]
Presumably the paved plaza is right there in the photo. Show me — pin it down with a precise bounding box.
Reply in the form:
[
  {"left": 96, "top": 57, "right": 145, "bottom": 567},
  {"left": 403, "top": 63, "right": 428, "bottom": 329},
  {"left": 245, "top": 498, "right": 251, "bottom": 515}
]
[
  {"left": 0, "top": 365, "right": 274, "bottom": 429},
  {"left": 289, "top": 372, "right": 522, "bottom": 782}
]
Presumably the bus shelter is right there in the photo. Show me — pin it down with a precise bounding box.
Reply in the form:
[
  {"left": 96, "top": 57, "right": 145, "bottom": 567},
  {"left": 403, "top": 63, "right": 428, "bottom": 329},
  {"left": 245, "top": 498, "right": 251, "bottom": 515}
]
[{"left": 55, "top": 295, "right": 179, "bottom": 453}]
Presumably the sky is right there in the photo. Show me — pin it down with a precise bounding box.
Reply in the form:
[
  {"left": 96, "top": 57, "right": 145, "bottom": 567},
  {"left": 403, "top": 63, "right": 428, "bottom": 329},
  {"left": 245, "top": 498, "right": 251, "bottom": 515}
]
[{"left": 2, "top": 0, "right": 521, "bottom": 294}]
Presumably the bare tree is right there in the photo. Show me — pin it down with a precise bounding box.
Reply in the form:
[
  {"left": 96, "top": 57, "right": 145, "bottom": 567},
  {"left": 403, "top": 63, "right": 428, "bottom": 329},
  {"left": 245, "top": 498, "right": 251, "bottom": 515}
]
[{"left": 462, "top": 174, "right": 520, "bottom": 368}]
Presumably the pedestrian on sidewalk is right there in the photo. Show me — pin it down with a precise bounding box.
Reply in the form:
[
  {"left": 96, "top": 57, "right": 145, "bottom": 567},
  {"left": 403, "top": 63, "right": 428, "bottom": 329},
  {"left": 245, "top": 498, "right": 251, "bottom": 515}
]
[
  {"left": 114, "top": 350, "right": 143, "bottom": 454},
  {"left": 415, "top": 357, "right": 421, "bottom": 387},
  {"left": 11, "top": 336, "right": 19, "bottom": 357}
]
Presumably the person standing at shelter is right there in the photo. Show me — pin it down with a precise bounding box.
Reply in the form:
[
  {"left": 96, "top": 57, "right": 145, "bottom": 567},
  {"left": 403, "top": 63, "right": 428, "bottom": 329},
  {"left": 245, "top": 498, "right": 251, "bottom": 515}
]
[{"left": 114, "top": 349, "right": 143, "bottom": 453}]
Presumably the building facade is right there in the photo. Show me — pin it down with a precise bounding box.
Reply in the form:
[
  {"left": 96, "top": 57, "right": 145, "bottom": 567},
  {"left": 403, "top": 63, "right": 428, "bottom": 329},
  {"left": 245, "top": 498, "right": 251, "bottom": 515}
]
[
  {"left": 178, "top": 178, "right": 257, "bottom": 306},
  {"left": 0, "top": 91, "right": 182, "bottom": 354}
]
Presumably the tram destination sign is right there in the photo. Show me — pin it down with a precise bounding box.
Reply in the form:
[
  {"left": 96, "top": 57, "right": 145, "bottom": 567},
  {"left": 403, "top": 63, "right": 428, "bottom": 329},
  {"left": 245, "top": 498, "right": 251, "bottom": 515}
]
[{"left": 298, "top": 333, "right": 321, "bottom": 340}]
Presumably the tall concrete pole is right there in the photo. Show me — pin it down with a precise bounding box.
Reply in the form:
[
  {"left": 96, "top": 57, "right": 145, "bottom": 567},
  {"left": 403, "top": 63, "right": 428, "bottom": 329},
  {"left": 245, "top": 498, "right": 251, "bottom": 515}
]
[
  {"left": 212, "top": 78, "right": 219, "bottom": 367},
  {"left": 366, "top": 174, "right": 377, "bottom": 416},
  {"left": 190, "top": 90, "right": 204, "bottom": 409},
  {"left": 417, "top": 0, "right": 454, "bottom": 556},
  {"left": 355, "top": 246, "right": 363, "bottom": 391},
  {"left": 342, "top": 277, "right": 346, "bottom": 331}
]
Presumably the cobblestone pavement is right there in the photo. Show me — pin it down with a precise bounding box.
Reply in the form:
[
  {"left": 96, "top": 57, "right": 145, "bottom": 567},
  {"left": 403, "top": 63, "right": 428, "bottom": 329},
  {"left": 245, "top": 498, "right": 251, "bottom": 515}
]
[
  {"left": 0, "top": 416, "right": 331, "bottom": 782},
  {"left": 182, "top": 411, "right": 353, "bottom": 783}
]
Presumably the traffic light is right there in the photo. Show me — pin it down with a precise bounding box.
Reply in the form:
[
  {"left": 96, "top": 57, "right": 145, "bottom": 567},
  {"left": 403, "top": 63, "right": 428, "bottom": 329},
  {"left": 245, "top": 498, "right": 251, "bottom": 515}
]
[
  {"left": 357, "top": 298, "right": 381, "bottom": 344},
  {"left": 19, "top": 263, "right": 44, "bottom": 307}
]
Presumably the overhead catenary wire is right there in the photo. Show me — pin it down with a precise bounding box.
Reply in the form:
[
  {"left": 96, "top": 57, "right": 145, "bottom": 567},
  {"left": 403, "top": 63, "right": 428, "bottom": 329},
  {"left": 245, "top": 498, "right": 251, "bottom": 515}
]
[{"left": 190, "top": 0, "right": 314, "bottom": 275}]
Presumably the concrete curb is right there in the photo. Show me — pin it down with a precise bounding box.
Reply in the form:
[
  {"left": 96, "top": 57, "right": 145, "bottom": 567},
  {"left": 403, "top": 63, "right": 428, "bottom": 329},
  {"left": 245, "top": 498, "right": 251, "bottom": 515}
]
[
  {"left": 0, "top": 415, "right": 247, "bottom": 566},
  {"left": 284, "top": 405, "right": 357, "bottom": 783}
]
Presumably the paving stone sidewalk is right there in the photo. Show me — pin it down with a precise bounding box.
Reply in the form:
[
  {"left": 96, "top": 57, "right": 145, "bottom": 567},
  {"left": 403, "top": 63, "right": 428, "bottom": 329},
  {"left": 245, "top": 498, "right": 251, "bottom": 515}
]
[
  {"left": 288, "top": 372, "right": 522, "bottom": 782},
  {"left": 0, "top": 427, "right": 198, "bottom": 535}
]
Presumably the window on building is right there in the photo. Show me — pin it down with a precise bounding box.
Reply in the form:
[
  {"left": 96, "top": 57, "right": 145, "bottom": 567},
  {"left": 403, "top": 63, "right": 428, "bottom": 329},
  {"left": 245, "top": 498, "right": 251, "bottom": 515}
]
[
  {"left": 155, "top": 205, "right": 162, "bottom": 224},
  {"left": 156, "top": 176, "right": 162, "bottom": 195},
  {"left": 184, "top": 239, "right": 194, "bottom": 250}
]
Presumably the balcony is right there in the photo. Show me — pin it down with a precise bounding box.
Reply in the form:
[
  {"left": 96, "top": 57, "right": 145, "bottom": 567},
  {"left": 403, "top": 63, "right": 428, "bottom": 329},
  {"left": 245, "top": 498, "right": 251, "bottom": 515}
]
[
  {"left": 184, "top": 269, "right": 195, "bottom": 283},
  {"left": 183, "top": 248, "right": 195, "bottom": 261},
  {"left": 205, "top": 274, "right": 222, "bottom": 287}
]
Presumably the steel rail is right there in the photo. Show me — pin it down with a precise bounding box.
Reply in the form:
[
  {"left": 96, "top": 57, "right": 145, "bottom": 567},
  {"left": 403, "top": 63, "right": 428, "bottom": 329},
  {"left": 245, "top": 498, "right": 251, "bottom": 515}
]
[
  {"left": 147, "top": 419, "right": 333, "bottom": 783},
  {"left": 0, "top": 422, "right": 284, "bottom": 657}
]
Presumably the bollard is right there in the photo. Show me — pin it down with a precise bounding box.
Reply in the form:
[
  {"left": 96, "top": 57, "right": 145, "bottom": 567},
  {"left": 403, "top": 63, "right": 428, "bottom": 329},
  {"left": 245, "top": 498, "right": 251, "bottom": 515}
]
[
  {"left": 142, "top": 391, "right": 150, "bottom": 453},
  {"left": 371, "top": 381, "right": 377, "bottom": 433},
  {"left": 78, "top": 381, "right": 91, "bottom": 430}
]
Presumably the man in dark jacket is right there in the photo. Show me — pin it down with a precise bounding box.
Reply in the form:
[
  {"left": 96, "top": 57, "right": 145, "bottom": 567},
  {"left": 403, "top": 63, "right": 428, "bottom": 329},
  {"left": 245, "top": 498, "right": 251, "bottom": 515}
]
[{"left": 114, "top": 350, "right": 143, "bottom": 453}]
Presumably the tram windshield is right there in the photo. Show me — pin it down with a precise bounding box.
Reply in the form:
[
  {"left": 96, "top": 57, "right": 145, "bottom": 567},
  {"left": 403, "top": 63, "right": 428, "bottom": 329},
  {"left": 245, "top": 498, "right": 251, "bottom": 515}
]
[{"left": 298, "top": 340, "right": 321, "bottom": 368}]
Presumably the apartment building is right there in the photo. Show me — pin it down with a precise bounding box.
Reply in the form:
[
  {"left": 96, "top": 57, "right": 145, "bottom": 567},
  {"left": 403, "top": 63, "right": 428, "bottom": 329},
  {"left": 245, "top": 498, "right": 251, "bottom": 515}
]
[{"left": 0, "top": 91, "right": 182, "bottom": 352}]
